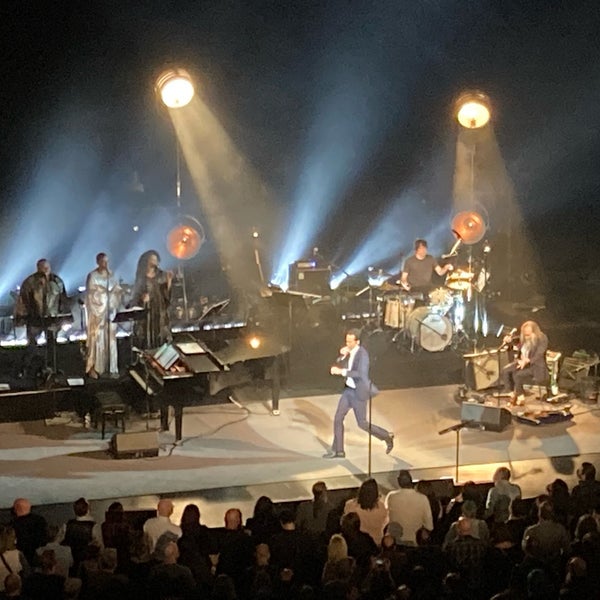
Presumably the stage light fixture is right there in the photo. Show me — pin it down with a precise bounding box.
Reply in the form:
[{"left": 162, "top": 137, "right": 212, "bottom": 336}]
[
  {"left": 455, "top": 92, "right": 491, "bottom": 129},
  {"left": 156, "top": 69, "right": 195, "bottom": 109}
]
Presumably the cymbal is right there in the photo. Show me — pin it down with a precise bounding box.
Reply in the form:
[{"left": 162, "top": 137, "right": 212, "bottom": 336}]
[
  {"left": 451, "top": 210, "right": 486, "bottom": 245},
  {"left": 167, "top": 225, "right": 203, "bottom": 259}
]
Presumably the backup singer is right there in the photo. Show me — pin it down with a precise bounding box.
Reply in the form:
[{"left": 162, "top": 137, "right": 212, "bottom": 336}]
[
  {"left": 16, "top": 258, "right": 69, "bottom": 347},
  {"left": 400, "top": 238, "right": 453, "bottom": 294},
  {"left": 85, "top": 253, "right": 122, "bottom": 379},
  {"left": 323, "top": 329, "right": 394, "bottom": 459},
  {"left": 501, "top": 320, "right": 549, "bottom": 405},
  {"left": 132, "top": 250, "right": 173, "bottom": 349}
]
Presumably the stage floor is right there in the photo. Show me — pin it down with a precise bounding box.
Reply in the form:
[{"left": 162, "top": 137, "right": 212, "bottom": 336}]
[{"left": 1, "top": 384, "right": 599, "bottom": 526}]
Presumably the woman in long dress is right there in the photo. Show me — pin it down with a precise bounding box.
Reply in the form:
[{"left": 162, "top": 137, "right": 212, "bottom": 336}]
[
  {"left": 132, "top": 250, "right": 173, "bottom": 349},
  {"left": 85, "top": 252, "right": 122, "bottom": 378}
]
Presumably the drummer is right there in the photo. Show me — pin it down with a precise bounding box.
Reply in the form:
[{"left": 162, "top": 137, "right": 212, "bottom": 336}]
[{"left": 399, "top": 239, "right": 453, "bottom": 295}]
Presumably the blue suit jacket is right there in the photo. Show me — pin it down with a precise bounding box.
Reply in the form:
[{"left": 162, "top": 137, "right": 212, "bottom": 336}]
[{"left": 345, "top": 345, "right": 379, "bottom": 402}]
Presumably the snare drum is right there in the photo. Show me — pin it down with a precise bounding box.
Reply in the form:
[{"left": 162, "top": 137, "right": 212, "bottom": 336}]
[{"left": 407, "top": 306, "right": 453, "bottom": 352}]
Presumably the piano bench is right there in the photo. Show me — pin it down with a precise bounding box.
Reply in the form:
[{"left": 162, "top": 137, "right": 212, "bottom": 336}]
[{"left": 99, "top": 405, "right": 127, "bottom": 440}]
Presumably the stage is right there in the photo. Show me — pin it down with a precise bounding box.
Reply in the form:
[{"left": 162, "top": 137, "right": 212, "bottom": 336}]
[{"left": 1, "top": 383, "right": 599, "bottom": 526}]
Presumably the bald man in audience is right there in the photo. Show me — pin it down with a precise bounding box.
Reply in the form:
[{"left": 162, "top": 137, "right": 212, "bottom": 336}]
[
  {"left": 11, "top": 498, "right": 47, "bottom": 566},
  {"left": 143, "top": 499, "right": 182, "bottom": 553}
]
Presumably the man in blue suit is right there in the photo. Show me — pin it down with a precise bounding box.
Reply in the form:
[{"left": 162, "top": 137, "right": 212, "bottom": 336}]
[{"left": 323, "top": 329, "right": 394, "bottom": 459}]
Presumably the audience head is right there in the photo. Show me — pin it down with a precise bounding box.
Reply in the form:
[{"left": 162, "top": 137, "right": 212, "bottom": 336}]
[
  {"left": 461, "top": 499, "right": 477, "bottom": 519},
  {"left": 99, "top": 548, "right": 118, "bottom": 572},
  {"left": 575, "top": 514, "right": 598, "bottom": 540},
  {"left": 381, "top": 534, "right": 396, "bottom": 550},
  {"left": 357, "top": 478, "right": 379, "bottom": 510},
  {"left": 224, "top": 508, "right": 242, "bottom": 530},
  {"left": 45, "top": 523, "right": 60, "bottom": 544},
  {"left": 546, "top": 478, "right": 569, "bottom": 498},
  {"left": 538, "top": 500, "right": 554, "bottom": 521},
  {"left": 162, "top": 541, "right": 179, "bottom": 564},
  {"left": 0, "top": 525, "right": 17, "bottom": 554},
  {"left": 493, "top": 466, "right": 511, "bottom": 483},
  {"left": 509, "top": 497, "right": 529, "bottom": 519},
  {"left": 456, "top": 516, "right": 473, "bottom": 537},
  {"left": 279, "top": 509, "right": 295, "bottom": 529},
  {"left": 40, "top": 549, "right": 57, "bottom": 574},
  {"left": 397, "top": 470, "right": 413, "bottom": 489},
  {"left": 461, "top": 481, "right": 480, "bottom": 503},
  {"left": 12, "top": 498, "right": 32, "bottom": 518},
  {"left": 180, "top": 503, "right": 201, "bottom": 530},
  {"left": 105, "top": 501, "right": 124, "bottom": 524},
  {"left": 312, "top": 481, "right": 328, "bottom": 502},
  {"left": 577, "top": 461, "right": 597, "bottom": 481},
  {"left": 73, "top": 497, "right": 90, "bottom": 517},
  {"left": 526, "top": 568, "right": 553, "bottom": 599},
  {"left": 253, "top": 496, "right": 275, "bottom": 518},
  {"left": 213, "top": 574, "right": 237, "bottom": 600},
  {"left": 340, "top": 512, "right": 361, "bottom": 535},
  {"left": 157, "top": 499, "right": 174, "bottom": 518},
  {"left": 255, "top": 543, "right": 270, "bottom": 566},
  {"left": 385, "top": 521, "right": 404, "bottom": 544},
  {"left": 327, "top": 533, "right": 349, "bottom": 561},
  {"left": 3, "top": 573, "right": 22, "bottom": 597}
]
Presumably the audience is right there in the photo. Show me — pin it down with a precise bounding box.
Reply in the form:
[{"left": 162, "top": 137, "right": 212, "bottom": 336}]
[
  {"left": 7, "top": 460, "right": 600, "bottom": 599},
  {"left": 10, "top": 499, "right": 47, "bottom": 568},
  {"left": 58, "top": 497, "right": 103, "bottom": 575},
  {"left": 142, "top": 499, "right": 181, "bottom": 555},
  {"left": 384, "top": 470, "right": 433, "bottom": 545},
  {"left": 0, "top": 526, "right": 29, "bottom": 592},
  {"left": 484, "top": 467, "right": 521, "bottom": 523},
  {"left": 343, "top": 478, "right": 389, "bottom": 545}
]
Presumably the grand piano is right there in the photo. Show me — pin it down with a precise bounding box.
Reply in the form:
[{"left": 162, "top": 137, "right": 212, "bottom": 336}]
[{"left": 128, "top": 330, "right": 288, "bottom": 441}]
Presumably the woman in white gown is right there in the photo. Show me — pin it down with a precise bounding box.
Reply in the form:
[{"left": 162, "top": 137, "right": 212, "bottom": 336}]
[{"left": 85, "top": 252, "right": 122, "bottom": 378}]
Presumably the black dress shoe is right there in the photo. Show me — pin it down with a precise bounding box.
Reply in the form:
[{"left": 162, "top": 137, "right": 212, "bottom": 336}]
[
  {"left": 385, "top": 434, "right": 394, "bottom": 455},
  {"left": 322, "top": 450, "right": 346, "bottom": 459}
]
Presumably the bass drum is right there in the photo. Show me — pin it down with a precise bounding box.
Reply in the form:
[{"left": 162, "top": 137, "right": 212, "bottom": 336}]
[{"left": 407, "top": 306, "right": 453, "bottom": 352}]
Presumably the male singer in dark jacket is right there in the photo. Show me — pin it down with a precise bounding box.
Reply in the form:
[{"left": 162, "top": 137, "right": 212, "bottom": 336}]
[{"left": 323, "top": 329, "right": 394, "bottom": 458}]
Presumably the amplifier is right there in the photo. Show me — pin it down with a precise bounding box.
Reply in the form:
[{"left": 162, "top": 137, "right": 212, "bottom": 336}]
[
  {"left": 464, "top": 349, "right": 510, "bottom": 391},
  {"left": 288, "top": 262, "right": 331, "bottom": 295},
  {"left": 110, "top": 431, "right": 159, "bottom": 459},
  {"left": 460, "top": 401, "right": 512, "bottom": 432}
]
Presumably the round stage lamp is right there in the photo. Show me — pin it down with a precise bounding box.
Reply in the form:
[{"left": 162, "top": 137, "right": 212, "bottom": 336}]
[
  {"left": 451, "top": 210, "right": 487, "bottom": 245},
  {"left": 167, "top": 224, "right": 204, "bottom": 259},
  {"left": 455, "top": 92, "right": 491, "bottom": 129},
  {"left": 156, "top": 69, "right": 195, "bottom": 108}
]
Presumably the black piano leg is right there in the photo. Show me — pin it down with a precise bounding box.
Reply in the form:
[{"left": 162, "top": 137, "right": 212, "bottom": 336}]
[{"left": 175, "top": 404, "right": 183, "bottom": 441}]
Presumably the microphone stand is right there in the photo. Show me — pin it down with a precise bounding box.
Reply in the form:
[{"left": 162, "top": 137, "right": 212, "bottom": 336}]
[
  {"left": 368, "top": 381, "right": 374, "bottom": 478},
  {"left": 438, "top": 420, "right": 475, "bottom": 483}
]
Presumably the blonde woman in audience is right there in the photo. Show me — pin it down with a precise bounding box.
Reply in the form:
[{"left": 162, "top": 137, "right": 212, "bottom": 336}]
[
  {"left": 343, "top": 478, "right": 389, "bottom": 545},
  {"left": 322, "top": 533, "right": 356, "bottom": 584}
]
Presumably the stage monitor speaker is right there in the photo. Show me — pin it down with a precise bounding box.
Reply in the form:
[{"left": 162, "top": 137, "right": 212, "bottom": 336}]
[
  {"left": 464, "top": 349, "right": 510, "bottom": 391},
  {"left": 110, "top": 431, "right": 159, "bottom": 459},
  {"left": 460, "top": 401, "right": 512, "bottom": 432}
]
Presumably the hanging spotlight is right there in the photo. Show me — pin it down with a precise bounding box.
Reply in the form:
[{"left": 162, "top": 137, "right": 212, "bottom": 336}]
[
  {"left": 155, "top": 68, "right": 195, "bottom": 109},
  {"left": 455, "top": 91, "right": 491, "bottom": 129},
  {"left": 166, "top": 215, "right": 205, "bottom": 260}
]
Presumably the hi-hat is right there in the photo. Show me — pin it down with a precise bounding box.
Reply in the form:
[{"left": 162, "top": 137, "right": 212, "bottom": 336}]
[
  {"left": 167, "top": 225, "right": 203, "bottom": 259},
  {"left": 451, "top": 211, "right": 486, "bottom": 245}
]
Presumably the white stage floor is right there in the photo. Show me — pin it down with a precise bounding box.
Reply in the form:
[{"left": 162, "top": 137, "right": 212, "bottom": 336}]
[{"left": 0, "top": 384, "right": 599, "bottom": 525}]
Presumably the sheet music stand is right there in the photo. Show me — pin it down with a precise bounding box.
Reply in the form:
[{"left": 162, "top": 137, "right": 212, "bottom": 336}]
[{"left": 113, "top": 307, "right": 147, "bottom": 363}]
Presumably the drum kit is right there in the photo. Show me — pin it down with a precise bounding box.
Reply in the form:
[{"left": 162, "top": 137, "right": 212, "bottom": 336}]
[{"left": 370, "top": 210, "right": 488, "bottom": 352}]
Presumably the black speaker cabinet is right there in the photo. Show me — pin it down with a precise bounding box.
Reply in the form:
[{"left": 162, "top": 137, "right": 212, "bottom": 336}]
[
  {"left": 110, "top": 431, "right": 159, "bottom": 458},
  {"left": 460, "top": 401, "right": 512, "bottom": 432},
  {"left": 288, "top": 262, "right": 331, "bottom": 295},
  {"left": 464, "top": 349, "right": 510, "bottom": 391}
]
